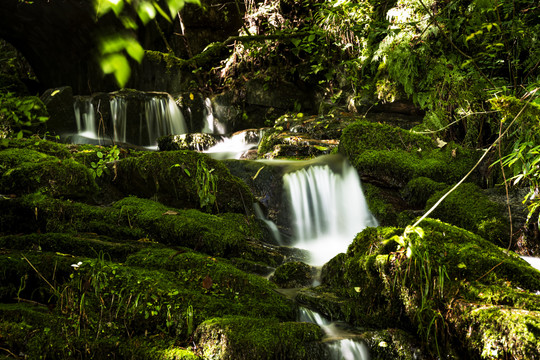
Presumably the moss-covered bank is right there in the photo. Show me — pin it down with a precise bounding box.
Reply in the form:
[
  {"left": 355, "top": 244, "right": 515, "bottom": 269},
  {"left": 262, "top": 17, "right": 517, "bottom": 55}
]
[{"left": 317, "top": 219, "right": 540, "bottom": 358}]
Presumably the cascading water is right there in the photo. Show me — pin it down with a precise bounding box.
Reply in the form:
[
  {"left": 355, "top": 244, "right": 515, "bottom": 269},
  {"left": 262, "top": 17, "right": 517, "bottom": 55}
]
[
  {"left": 204, "top": 129, "right": 261, "bottom": 160},
  {"left": 71, "top": 93, "right": 187, "bottom": 147},
  {"left": 298, "top": 307, "right": 370, "bottom": 360},
  {"left": 283, "top": 157, "right": 378, "bottom": 265},
  {"left": 73, "top": 98, "right": 97, "bottom": 140},
  {"left": 143, "top": 96, "right": 187, "bottom": 147}
]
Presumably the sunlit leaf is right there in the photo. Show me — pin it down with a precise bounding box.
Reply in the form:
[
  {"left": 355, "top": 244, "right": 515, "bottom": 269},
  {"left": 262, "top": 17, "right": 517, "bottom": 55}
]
[
  {"left": 137, "top": 1, "right": 156, "bottom": 24},
  {"left": 154, "top": 2, "right": 172, "bottom": 22},
  {"left": 167, "top": 0, "right": 184, "bottom": 17},
  {"left": 125, "top": 38, "right": 144, "bottom": 62},
  {"left": 100, "top": 53, "right": 131, "bottom": 87}
]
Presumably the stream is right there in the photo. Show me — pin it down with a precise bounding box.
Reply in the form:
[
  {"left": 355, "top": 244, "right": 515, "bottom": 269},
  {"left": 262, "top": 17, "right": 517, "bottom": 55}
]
[
  {"left": 66, "top": 92, "right": 540, "bottom": 359},
  {"left": 68, "top": 92, "right": 377, "bottom": 358}
]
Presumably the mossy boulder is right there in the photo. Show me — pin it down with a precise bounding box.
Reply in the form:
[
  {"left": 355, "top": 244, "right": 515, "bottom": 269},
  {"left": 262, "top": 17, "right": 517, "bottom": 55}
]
[
  {"left": 0, "top": 147, "right": 97, "bottom": 198},
  {"left": 401, "top": 176, "right": 447, "bottom": 209},
  {"left": 194, "top": 316, "right": 326, "bottom": 360},
  {"left": 339, "top": 120, "right": 482, "bottom": 187},
  {"left": 270, "top": 261, "right": 315, "bottom": 288},
  {"left": 112, "top": 150, "right": 254, "bottom": 213},
  {"left": 319, "top": 219, "right": 540, "bottom": 358},
  {"left": 425, "top": 182, "right": 510, "bottom": 246},
  {"left": 257, "top": 113, "right": 355, "bottom": 159},
  {"left": 363, "top": 183, "right": 414, "bottom": 227},
  {"left": 158, "top": 133, "right": 222, "bottom": 151}
]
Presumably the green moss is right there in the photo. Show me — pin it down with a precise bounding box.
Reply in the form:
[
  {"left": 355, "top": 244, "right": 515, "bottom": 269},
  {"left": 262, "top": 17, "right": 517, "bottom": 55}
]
[
  {"left": 2, "top": 137, "right": 72, "bottom": 159},
  {"left": 0, "top": 157, "right": 98, "bottom": 198},
  {"left": 339, "top": 120, "right": 435, "bottom": 157},
  {"left": 319, "top": 218, "right": 540, "bottom": 357},
  {"left": 425, "top": 182, "right": 510, "bottom": 245},
  {"left": 194, "top": 316, "right": 325, "bottom": 360},
  {"left": 450, "top": 301, "right": 540, "bottom": 359},
  {"left": 270, "top": 261, "right": 314, "bottom": 288},
  {"left": 113, "top": 150, "right": 255, "bottom": 213},
  {"left": 0, "top": 233, "right": 144, "bottom": 261},
  {"left": 0, "top": 193, "right": 143, "bottom": 238},
  {"left": 363, "top": 183, "right": 414, "bottom": 227},
  {"left": 401, "top": 177, "right": 447, "bottom": 209},
  {"left": 339, "top": 120, "right": 481, "bottom": 187},
  {"left": 112, "top": 196, "right": 262, "bottom": 257}
]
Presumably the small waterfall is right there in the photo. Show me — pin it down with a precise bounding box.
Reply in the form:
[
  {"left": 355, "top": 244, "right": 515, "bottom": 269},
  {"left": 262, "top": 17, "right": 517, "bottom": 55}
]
[
  {"left": 73, "top": 97, "right": 97, "bottom": 140},
  {"left": 298, "top": 307, "right": 370, "bottom": 360},
  {"left": 283, "top": 157, "right": 378, "bottom": 265},
  {"left": 202, "top": 97, "right": 226, "bottom": 135},
  {"left": 143, "top": 96, "right": 187, "bottom": 147},
  {"left": 204, "top": 129, "right": 260, "bottom": 160},
  {"left": 71, "top": 92, "right": 187, "bottom": 147},
  {"left": 254, "top": 203, "right": 282, "bottom": 244},
  {"left": 110, "top": 97, "right": 127, "bottom": 144}
]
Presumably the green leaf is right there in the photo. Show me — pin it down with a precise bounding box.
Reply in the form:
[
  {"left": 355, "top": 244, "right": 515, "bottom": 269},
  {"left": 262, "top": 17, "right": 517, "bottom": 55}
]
[
  {"left": 125, "top": 39, "right": 145, "bottom": 63},
  {"left": 291, "top": 38, "right": 301, "bottom": 47},
  {"left": 137, "top": 1, "right": 156, "bottom": 24},
  {"left": 167, "top": 0, "right": 184, "bottom": 18},
  {"left": 100, "top": 53, "right": 131, "bottom": 87}
]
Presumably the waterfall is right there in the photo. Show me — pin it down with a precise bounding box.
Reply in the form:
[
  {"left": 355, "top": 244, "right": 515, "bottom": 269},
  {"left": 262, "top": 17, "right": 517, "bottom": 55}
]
[
  {"left": 71, "top": 93, "right": 187, "bottom": 147},
  {"left": 110, "top": 97, "right": 127, "bottom": 144},
  {"left": 73, "top": 97, "right": 97, "bottom": 140},
  {"left": 143, "top": 95, "right": 187, "bottom": 147},
  {"left": 204, "top": 130, "right": 260, "bottom": 160},
  {"left": 298, "top": 307, "right": 370, "bottom": 360},
  {"left": 202, "top": 97, "right": 226, "bottom": 135},
  {"left": 283, "top": 157, "right": 378, "bottom": 265}
]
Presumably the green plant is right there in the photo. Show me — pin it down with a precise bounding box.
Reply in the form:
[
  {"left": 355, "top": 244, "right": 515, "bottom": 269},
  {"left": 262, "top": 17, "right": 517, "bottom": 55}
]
[
  {"left": 387, "top": 225, "right": 449, "bottom": 356},
  {"left": 195, "top": 158, "right": 218, "bottom": 210},
  {"left": 90, "top": 145, "right": 120, "bottom": 179},
  {"left": 0, "top": 92, "right": 48, "bottom": 141}
]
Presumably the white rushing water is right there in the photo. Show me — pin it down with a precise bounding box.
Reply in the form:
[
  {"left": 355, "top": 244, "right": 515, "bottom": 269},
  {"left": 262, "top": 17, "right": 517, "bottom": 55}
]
[
  {"left": 298, "top": 307, "right": 370, "bottom": 360},
  {"left": 143, "top": 96, "right": 187, "bottom": 146},
  {"left": 72, "top": 94, "right": 187, "bottom": 147},
  {"left": 283, "top": 158, "right": 378, "bottom": 265},
  {"left": 73, "top": 98, "right": 97, "bottom": 140}
]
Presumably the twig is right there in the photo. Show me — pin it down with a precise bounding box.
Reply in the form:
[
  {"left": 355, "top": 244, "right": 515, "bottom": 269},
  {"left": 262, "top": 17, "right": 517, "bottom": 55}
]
[{"left": 21, "top": 253, "right": 57, "bottom": 295}]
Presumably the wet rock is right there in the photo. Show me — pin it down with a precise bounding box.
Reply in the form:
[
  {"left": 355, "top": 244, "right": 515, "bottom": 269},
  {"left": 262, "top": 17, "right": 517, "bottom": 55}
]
[
  {"left": 157, "top": 133, "right": 223, "bottom": 151},
  {"left": 40, "top": 86, "right": 76, "bottom": 137},
  {"left": 257, "top": 113, "right": 355, "bottom": 159}
]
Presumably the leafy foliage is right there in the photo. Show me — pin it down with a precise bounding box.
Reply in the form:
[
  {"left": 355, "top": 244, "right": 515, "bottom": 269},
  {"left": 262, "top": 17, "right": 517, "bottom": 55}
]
[
  {"left": 94, "top": 0, "right": 200, "bottom": 86},
  {"left": 0, "top": 92, "right": 48, "bottom": 141}
]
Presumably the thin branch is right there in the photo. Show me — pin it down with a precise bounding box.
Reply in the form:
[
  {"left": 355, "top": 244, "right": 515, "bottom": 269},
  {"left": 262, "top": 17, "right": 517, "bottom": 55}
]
[{"left": 411, "top": 89, "right": 537, "bottom": 230}]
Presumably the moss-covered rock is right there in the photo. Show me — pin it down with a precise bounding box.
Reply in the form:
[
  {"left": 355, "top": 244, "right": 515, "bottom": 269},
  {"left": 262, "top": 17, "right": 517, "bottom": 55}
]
[
  {"left": 339, "top": 120, "right": 435, "bottom": 156},
  {"left": 112, "top": 150, "right": 254, "bottom": 213},
  {"left": 270, "top": 261, "right": 315, "bottom": 288},
  {"left": 425, "top": 182, "right": 510, "bottom": 246},
  {"left": 318, "top": 219, "right": 540, "bottom": 358},
  {"left": 363, "top": 183, "right": 414, "bottom": 227},
  {"left": 0, "top": 147, "right": 98, "bottom": 199},
  {"left": 158, "top": 133, "right": 222, "bottom": 151},
  {"left": 257, "top": 113, "right": 355, "bottom": 159},
  {"left": 194, "top": 316, "right": 326, "bottom": 360},
  {"left": 401, "top": 176, "right": 447, "bottom": 209},
  {"left": 339, "top": 120, "right": 482, "bottom": 187}
]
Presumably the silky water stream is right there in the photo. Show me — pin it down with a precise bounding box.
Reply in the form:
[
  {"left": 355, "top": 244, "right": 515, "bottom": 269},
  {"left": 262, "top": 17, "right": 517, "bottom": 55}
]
[{"left": 259, "top": 156, "right": 378, "bottom": 359}]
